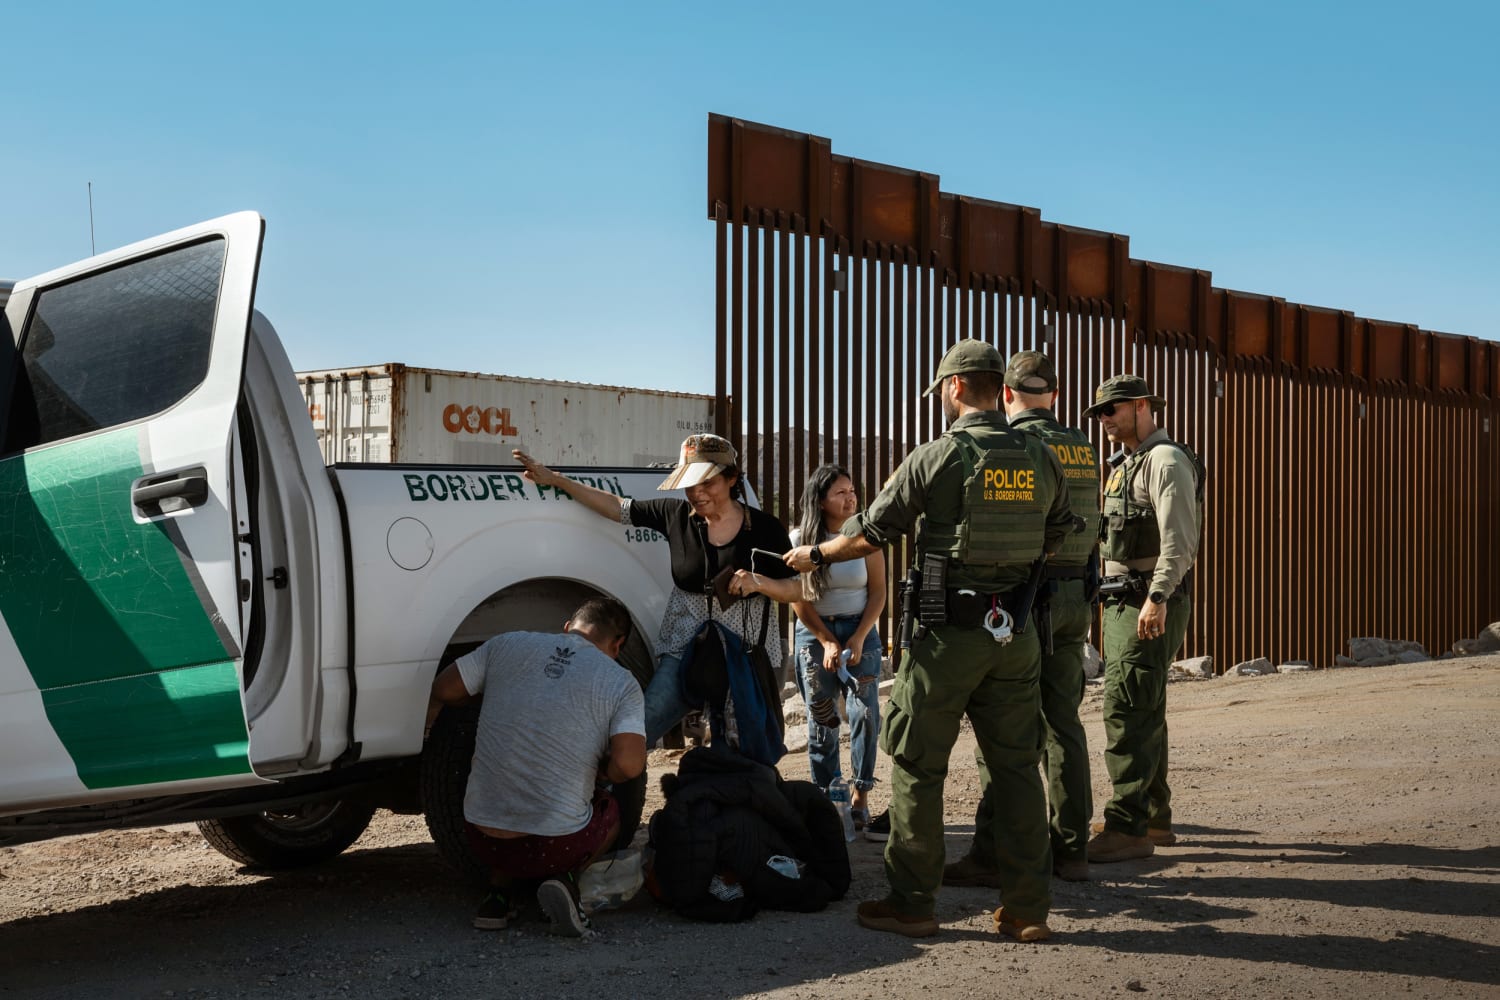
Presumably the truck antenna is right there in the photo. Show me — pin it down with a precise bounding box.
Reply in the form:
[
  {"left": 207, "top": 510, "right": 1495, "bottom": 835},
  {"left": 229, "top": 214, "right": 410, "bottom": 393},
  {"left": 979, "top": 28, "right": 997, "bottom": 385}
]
[{"left": 87, "top": 182, "right": 96, "bottom": 255}]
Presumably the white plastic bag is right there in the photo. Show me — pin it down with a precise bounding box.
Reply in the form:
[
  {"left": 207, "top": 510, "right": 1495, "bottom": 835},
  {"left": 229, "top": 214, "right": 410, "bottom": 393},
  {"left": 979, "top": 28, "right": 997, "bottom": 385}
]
[{"left": 578, "top": 848, "right": 644, "bottom": 913}]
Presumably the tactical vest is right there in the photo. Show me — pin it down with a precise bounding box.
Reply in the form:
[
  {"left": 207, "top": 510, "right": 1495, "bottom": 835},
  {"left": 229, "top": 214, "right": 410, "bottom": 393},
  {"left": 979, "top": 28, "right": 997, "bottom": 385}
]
[
  {"left": 920, "top": 428, "right": 1048, "bottom": 574},
  {"left": 1101, "top": 439, "right": 1204, "bottom": 564},
  {"left": 1016, "top": 417, "right": 1100, "bottom": 567}
]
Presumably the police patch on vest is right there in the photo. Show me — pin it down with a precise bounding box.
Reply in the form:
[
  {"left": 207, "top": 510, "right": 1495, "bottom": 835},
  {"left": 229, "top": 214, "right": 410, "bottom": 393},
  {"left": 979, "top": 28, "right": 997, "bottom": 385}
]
[
  {"left": 982, "top": 466, "right": 1035, "bottom": 501},
  {"left": 1052, "top": 442, "right": 1100, "bottom": 481},
  {"left": 923, "top": 428, "right": 1049, "bottom": 570}
]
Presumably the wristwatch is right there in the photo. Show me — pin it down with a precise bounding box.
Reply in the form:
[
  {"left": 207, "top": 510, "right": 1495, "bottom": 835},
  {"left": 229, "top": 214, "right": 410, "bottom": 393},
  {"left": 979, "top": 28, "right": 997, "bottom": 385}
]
[
  {"left": 809, "top": 545, "right": 825, "bottom": 567},
  {"left": 1148, "top": 589, "right": 1167, "bottom": 604}
]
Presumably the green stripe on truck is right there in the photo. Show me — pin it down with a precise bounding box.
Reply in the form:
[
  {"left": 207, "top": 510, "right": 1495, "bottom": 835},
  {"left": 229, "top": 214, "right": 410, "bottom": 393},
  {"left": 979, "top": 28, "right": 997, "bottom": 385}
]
[
  {"left": 0, "top": 427, "right": 251, "bottom": 787},
  {"left": 39, "top": 660, "right": 251, "bottom": 788}
]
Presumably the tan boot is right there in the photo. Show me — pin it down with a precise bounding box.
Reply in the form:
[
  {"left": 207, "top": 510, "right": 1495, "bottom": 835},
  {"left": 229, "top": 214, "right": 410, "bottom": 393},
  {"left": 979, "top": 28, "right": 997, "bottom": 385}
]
[
  {"left": 1091, "top": 821, "right": 1176, "bottom": 847},
  {"left": 994, "top": 907, "right": 1052, "bottom": 942},
  {"left": 1087, "top": 828, "right": 1155, "bottom": 863},
  {"left": 942, "top": 855, "right": 1003, "bottom": 888},
  {"left": 857, "top": 899, "right": 939, "bottom": 938}
]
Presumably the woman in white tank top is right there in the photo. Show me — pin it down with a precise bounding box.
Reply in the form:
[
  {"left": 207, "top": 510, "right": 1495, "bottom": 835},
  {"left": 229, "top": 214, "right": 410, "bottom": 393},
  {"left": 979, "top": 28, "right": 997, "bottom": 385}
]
[{"left": 789, "top": 464, "right": 887, "bottom": 825}]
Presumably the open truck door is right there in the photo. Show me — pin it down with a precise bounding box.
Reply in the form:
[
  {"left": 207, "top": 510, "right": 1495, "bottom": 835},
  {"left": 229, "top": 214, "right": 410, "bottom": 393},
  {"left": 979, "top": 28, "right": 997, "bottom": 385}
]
[{"left": 0, "top": 212, "right": 266, "bottom": 808}]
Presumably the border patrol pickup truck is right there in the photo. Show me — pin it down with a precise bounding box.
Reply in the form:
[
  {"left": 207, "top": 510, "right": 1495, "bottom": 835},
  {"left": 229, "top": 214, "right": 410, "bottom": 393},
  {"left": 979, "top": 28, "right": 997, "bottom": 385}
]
[{"left": 0, "top": 212, "right": 675, "bottom": 880}]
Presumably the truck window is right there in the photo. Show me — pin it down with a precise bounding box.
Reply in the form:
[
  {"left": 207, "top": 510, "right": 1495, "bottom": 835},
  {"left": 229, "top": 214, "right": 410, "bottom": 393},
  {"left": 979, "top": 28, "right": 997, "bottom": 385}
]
[{"left": 1, "top": 239, "right": 225, "bottom": 455}]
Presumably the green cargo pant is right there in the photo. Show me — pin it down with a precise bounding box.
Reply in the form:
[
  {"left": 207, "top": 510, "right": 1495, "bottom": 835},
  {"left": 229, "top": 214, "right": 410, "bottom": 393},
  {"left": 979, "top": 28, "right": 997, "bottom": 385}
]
[
  {"left": 879, "top": 621, "right": 1051, "bottom": 923},
  {"left": 969, "top": 579, "right": 1094, "bottom": 865},
  {"left": 1100, "top": 592, "right": 1190, "bottom": 835}
]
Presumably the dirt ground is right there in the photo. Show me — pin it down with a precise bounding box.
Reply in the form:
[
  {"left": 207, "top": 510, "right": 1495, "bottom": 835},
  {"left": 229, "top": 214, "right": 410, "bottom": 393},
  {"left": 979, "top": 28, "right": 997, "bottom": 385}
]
[{"left": 3, "top": 655, "right": 1497, "bottom": 1000}]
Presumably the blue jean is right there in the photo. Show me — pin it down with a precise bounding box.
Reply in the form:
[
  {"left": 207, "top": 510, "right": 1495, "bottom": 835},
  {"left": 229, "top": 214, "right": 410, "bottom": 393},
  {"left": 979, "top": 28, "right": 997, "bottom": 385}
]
[
  {"left": 794, "top": 616, "right": 882, "bottom": 791},
  {"left": 643, "top": 652, "right": 687, "bottom": 748}
]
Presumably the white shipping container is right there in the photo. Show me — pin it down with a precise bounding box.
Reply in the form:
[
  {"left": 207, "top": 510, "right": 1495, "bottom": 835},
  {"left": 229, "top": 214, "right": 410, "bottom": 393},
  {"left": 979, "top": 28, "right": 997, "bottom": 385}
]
[{"left": 295, "top": 363, "right": 717, "bottom": 468}]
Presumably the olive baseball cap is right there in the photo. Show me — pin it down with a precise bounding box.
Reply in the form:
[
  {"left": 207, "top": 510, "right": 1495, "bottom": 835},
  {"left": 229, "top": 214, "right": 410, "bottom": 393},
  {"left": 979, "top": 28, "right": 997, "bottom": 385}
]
[
  {"left": 1084, "top": 374, "right": 1167, "bottom": 418},
  {"left": 658, "top": 433, "right": 737, "bottom": 490},
  {"left": 924, "top": 339, "right": 1005, "bottom": 396},
  {"left": 1004, "top": 350, "right": 1058, "bottom": 393}
]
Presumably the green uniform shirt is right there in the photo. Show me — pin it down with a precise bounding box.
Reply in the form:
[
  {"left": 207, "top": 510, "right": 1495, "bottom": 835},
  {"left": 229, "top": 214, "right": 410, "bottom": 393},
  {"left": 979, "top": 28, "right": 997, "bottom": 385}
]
[
  {"left": 1101, "top": 427, "right": 1201, "bottom": 598},
  {"left": 843, "top": 410, "right": 1073, "bottom": 591},
  {"left": 1009, "top": 407, "right": 1101, "bottom": 569}
]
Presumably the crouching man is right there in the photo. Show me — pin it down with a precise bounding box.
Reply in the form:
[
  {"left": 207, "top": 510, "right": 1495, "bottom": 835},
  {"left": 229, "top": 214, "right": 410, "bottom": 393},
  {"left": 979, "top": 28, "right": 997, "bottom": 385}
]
[{"left": 427, "top": 597, "right": 646, "bottom": 937}]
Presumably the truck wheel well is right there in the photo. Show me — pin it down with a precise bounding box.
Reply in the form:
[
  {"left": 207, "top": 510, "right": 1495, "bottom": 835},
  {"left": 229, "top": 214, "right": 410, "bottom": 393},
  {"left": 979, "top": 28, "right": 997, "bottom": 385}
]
[{"left": 438, "top": 578, "right": 654, "bottom": 689}]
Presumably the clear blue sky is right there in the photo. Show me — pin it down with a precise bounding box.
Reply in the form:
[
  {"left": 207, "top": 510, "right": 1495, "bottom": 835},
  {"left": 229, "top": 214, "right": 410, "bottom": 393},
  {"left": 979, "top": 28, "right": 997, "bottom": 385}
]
[{"left": 3, "top": 1, "right": 1495, "bottom": 394}]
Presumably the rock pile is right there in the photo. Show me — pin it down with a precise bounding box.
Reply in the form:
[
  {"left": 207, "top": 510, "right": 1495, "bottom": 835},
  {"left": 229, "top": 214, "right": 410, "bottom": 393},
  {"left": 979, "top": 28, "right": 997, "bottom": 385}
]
[
  {"left": 1452, "top": 622, "right": 1500, "bottom": 657},
  {"left": 1083, "top": 643, "right": 1105, "bottom": 680},
  {"left": 782, "top": 690, "right": 809, "bottom": 752},
  {"left": 1231, "top": 656, "right": 1275, "bottom": 676},
  {"left": 1339, "top": 637, "right": 1431, "bottom": 667},
  {"left": 1168, "top": 655, "right": 1214, "bottom": 681}
]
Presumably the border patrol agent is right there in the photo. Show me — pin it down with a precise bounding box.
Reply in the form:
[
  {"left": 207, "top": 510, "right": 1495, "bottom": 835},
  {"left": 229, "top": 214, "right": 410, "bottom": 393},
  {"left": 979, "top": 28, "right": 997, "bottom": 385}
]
[
  {"left": 785, "top": 339, "right": 1074, "bottom": 943},
  {"left": 1083, "top": 375, "right": 1202, "bottom": 863},
  {"left": 943, "top": 351, "right": 1100, "bottom": 886}
]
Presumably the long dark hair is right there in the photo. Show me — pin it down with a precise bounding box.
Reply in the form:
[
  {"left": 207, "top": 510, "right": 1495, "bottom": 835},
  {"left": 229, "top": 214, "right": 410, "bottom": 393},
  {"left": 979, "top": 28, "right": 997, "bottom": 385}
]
[
  {"left": 797, "top": 464, "right": 852, "bottom": 598},
  {"left": 719, "top": 464, "right": 747, "bottom": 501}
]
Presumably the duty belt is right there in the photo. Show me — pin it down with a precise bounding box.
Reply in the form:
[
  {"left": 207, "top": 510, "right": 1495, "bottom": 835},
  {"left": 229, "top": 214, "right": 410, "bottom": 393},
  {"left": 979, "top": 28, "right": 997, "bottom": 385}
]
[
  {"left": 1099, "top": 570, "right": 1196, "bottom": 603},
  {"left": 941, "top": 588, "right": 1023, "bottom": 644},
  {"left": 1044, "top": 565, "right": 1090, "bottom": 582},
  {"left": 944, "top": 587, "right": 1026, "bottom": 624},
  {"left": 1098, "top": 573, "right": 1147, "bottom": 603}
]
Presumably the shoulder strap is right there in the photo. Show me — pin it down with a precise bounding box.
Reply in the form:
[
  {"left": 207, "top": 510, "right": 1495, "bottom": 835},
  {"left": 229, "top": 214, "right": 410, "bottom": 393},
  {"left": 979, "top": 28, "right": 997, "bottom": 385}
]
[{"left": 944, "top": 429, "right": 984, "bottom": 478}]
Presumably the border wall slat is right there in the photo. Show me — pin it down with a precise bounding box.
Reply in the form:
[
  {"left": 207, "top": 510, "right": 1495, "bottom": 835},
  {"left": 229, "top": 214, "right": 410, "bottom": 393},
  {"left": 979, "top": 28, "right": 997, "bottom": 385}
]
[{"left": 708, "top": 114, "right": 1499, "bottom": 670}]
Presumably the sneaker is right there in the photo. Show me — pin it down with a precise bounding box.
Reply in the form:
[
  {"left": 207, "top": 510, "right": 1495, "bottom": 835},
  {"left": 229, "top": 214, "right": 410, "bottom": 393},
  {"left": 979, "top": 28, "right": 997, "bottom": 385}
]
[
  {"left": 472, "top": 890, "right": 514, "bottom": 931},
  {"left": 1086, "top": 828, "right": 1155, "bottom": 863},
  {"left": 993, "top": 906, "right": 1052, "bottom": 942},
  {"left": 1052, "top": 857, "right": 1090, "bottom": 882},
  {"left": 942, "top": 855, "right": 1002, "bottom": 888},
  {"left": 864, "top": 810, "right": 891, "bottom": 842},
  {"left": 856, "top": 898, "right": 939, "bottom": 938},
  {"left": 850, "top": 807, "right": 869, "bottom": 831},
  {"left": 682, "top": 710, "right": 709, "bottom": 746},
  {"left": 537, "top": 877, "right": 593, "bottom": 938}
]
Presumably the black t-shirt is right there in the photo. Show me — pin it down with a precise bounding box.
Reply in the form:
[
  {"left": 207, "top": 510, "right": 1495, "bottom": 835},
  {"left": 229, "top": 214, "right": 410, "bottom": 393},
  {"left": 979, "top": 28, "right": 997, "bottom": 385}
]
[{"left": 626, "top": 498, "right": 796, "bottom": 595}]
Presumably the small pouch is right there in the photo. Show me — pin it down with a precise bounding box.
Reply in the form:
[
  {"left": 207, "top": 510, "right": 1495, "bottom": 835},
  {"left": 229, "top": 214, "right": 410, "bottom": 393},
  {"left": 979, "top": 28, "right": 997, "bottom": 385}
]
[{"left": 711, "top": 565, "right": 739, "bottom": 611}]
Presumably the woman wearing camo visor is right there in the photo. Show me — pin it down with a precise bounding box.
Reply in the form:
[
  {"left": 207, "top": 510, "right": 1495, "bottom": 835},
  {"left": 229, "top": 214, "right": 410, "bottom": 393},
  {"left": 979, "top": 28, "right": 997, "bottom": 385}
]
[{"left": 513, "top": 434, "right": 801, "bottom": 746}]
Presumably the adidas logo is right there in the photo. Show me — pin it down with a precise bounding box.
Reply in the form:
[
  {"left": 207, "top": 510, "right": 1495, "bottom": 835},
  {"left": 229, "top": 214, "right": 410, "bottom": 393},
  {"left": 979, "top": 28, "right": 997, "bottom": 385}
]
[{"left": 545, "top": 644, "right": 575, "bottom": 678}]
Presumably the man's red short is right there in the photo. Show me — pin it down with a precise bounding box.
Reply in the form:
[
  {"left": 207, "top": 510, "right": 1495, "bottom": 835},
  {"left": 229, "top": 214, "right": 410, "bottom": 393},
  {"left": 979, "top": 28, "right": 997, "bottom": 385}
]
[{"left": 465, "top": 791, "right": 620, "bottom": 880}]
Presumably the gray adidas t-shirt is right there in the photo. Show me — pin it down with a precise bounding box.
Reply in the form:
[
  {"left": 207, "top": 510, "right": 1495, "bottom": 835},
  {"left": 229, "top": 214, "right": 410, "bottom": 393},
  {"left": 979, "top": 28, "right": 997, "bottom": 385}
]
[{"left": 455, "top": 630, "right": 645, "bottom": 837}]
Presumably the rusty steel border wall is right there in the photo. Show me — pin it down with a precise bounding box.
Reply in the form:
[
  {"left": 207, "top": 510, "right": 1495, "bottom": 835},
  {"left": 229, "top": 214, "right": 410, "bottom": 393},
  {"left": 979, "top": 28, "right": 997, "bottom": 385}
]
[{"left": 707, "top": 114, "right": 1500, "bottom": 669}]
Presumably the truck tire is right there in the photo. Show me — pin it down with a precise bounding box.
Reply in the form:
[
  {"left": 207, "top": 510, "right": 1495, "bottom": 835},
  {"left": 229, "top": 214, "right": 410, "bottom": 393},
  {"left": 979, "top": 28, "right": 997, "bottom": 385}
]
[
  {"left": 420, "top": 704, "right": 490, "bottom": 886},
  {"left": 420, "top": 703, "right": 647, "bottom": 887},
  {"left": 197, "top": 797, "right": 377, "bottom": 869}
]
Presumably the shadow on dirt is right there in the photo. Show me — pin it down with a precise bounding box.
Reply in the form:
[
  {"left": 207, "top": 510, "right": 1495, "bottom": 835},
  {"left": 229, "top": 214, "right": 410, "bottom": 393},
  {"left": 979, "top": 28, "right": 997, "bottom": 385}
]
[
  {"left": 2, "top": 840, "right": 466, "bottom": 933},
  {"left": 1050, "top": 825, "right": 1500, "bottom": 984},
  {"left": 1064, "top": 926, "right": 1500, "bottom": 986},
  {"left": 6, "top": 825, "right": 1497, "bottom": 995},
  {"left": 1, "top": 837, "right": 892, "bottom": 1000}
]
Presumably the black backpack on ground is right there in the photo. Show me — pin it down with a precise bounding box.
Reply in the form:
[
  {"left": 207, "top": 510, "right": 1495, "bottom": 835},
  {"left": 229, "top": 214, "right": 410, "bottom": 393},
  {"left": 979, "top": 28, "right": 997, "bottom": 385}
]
[{"left": 646, "top": 747, "right": 850, "bottom": 922}]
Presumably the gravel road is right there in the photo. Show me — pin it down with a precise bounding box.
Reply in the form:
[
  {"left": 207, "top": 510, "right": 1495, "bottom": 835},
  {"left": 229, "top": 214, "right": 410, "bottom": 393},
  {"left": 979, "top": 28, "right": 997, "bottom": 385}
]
[{"left": 3, "top": 655, "right": 1497, "bottom": 999}]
